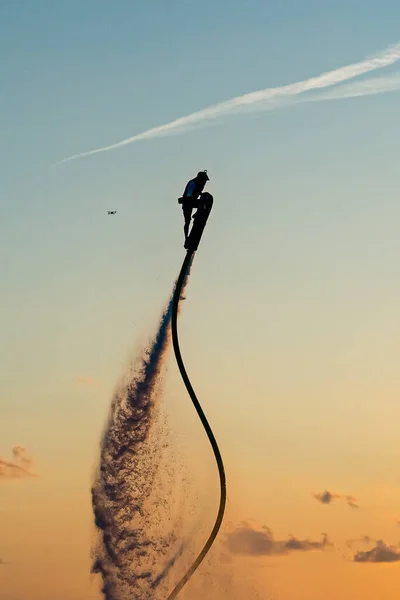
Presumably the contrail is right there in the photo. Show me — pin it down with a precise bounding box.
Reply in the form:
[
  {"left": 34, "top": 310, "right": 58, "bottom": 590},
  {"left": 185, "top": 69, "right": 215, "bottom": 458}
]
[
  {"left": 91, "top": 258, "right": 193, "bottom": 600},
  {"left": 287, "top": 71, "right": 400, "bottom": 105},
  {"left": 58, "top": 41, "right": 400, "bottom": 163},
  {"left": 248, "top": 70, "right": 400, "bottom": 117}
]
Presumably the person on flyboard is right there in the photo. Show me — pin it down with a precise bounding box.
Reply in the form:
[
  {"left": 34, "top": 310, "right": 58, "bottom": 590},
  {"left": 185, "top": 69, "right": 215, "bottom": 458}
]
[{"left": 178, "top": 170, "right": 210, "bottom": 246}]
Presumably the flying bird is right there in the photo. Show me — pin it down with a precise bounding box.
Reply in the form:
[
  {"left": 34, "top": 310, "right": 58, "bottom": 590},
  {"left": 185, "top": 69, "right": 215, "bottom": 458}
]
[{"left": 107, "top": 210, "right": 117, "bottom": 215}]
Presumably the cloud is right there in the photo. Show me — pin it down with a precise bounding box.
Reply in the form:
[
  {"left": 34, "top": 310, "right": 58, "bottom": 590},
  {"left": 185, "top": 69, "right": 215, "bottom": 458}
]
[
  {"left": 345, "top": 495, "right": 360, "bottom": 509},
  {"left": 12, "top": 446, "right": 32, "bottom": 467},
  {"left": 0, "top": 558, "right": 10, "bottom": 566},
  {"left": 58, "top": 40, "right": 400, "bottom": 164},
  {"left": 313, "top": 490, "right": 341, "bottom": 505},
  {"left": 225, "top": 522, "right": 333, "bottom": 557},
  {"left": 346, "top": 535, "right": 372, "bottom": 549},
  {"left": 354, "top": 540, "right": 400, "bottom": 563},
  {"left": 0, "top": 446, "right": 37, "bottom": 479},
  {"left": 313, "top": 490, "right": 359, "bottom": 509}
]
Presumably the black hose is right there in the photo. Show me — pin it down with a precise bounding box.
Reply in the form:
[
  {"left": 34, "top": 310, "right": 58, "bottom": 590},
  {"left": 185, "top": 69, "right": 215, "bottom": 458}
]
[{"left": 166, "top": 250, "right": 227, "bottom": 599}]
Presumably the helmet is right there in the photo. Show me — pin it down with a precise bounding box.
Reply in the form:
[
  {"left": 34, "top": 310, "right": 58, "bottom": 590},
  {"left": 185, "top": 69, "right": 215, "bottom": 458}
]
[{"left": 197, "top": 170, "right": 209, "bottom": 181}]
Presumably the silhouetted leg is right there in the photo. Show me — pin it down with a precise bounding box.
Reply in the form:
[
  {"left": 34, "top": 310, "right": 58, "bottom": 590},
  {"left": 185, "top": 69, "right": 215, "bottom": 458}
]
[{"left": 183, "top": 207, "right": 192, "bottom": 241}]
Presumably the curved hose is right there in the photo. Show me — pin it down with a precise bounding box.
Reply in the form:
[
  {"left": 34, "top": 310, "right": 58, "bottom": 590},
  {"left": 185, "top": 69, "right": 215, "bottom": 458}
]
[{"left": 167, "top": 250, "right": 227, "bottom": 599}]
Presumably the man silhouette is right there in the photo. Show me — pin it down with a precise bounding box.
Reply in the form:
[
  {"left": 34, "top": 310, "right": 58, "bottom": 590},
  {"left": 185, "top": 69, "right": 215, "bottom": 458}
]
[{"left": 178, "top": 170, "right": 210, "bottom": 244}]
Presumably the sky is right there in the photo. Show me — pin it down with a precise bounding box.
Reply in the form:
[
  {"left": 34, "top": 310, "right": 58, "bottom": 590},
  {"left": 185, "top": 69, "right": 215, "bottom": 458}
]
[{"left": 2, "top": 0, "right": 400, "bottom": 598}]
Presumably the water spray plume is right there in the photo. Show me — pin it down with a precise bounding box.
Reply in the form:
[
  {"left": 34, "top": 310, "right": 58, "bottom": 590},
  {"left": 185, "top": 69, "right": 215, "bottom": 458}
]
[{"left": 91, "top": 259, "right": 192, "bottom": 600}]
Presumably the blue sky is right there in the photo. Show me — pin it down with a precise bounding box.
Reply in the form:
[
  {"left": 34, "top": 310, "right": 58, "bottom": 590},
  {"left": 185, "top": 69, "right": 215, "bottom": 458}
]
[
  {"left": 2, "top": 0, "right": 400, "bottom": 475},
  {"left": 2, "top": 2, "right": 400, "bottom": 599}
]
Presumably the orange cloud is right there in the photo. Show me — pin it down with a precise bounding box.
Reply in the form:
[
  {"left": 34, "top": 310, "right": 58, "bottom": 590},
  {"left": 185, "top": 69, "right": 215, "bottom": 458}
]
[
  {"left": 0, "top": 446, "right": 37, "bottom": 480},
  {"left": 225, "top": 521, "right": 333, "bottom": 557},
  {"left": 354, "top": 540, "right": 400, "bottom": 563},
  {"left": 346, "top": 535, "right": 372, "bottom": 549},
  {"left": 313, "top": 490, "right": 359, "bottom": 509}
]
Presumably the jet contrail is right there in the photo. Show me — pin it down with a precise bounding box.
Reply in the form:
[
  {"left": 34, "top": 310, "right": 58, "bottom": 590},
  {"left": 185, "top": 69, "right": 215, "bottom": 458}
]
[
  {"left": 292, "top": 71, "right": 400, "bottom": 104},
  {"left": 58, "top": 41, "right": 400, "bottom": 164},
  {"left": 248, "top": 70, "right": 400, "bottom": 114}
]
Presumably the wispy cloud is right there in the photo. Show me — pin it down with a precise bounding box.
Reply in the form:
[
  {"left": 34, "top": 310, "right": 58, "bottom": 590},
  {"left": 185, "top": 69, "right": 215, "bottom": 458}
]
[
  {"left": 0, "top": 558, "right": 11, "bottom": 566},
  {"left": 313, "top": 490, "right": 359, "bottom": 509},
  {"left": 0, "top": 446, "right": 37, "bottom": 480},
  {"left": 313, "top": 490, "right": 341, "bottom": 505},
  {"left": 58, "top": 41, "right": 400, "bottom": 164},
  {"left": 225, "top": 521, "right": 333, "bottom": 557},
  {"left": 354, "top": 540, "right": 400, "bottom": 563},
  {"left": 305, "top": 71, "right": 400, "bottom": 102},
  {"left": 346, "top": 495, "right": 360, "bottom": 509},
  {"left": 346, "top": 535, "right": 372, "bottom": 549}
]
